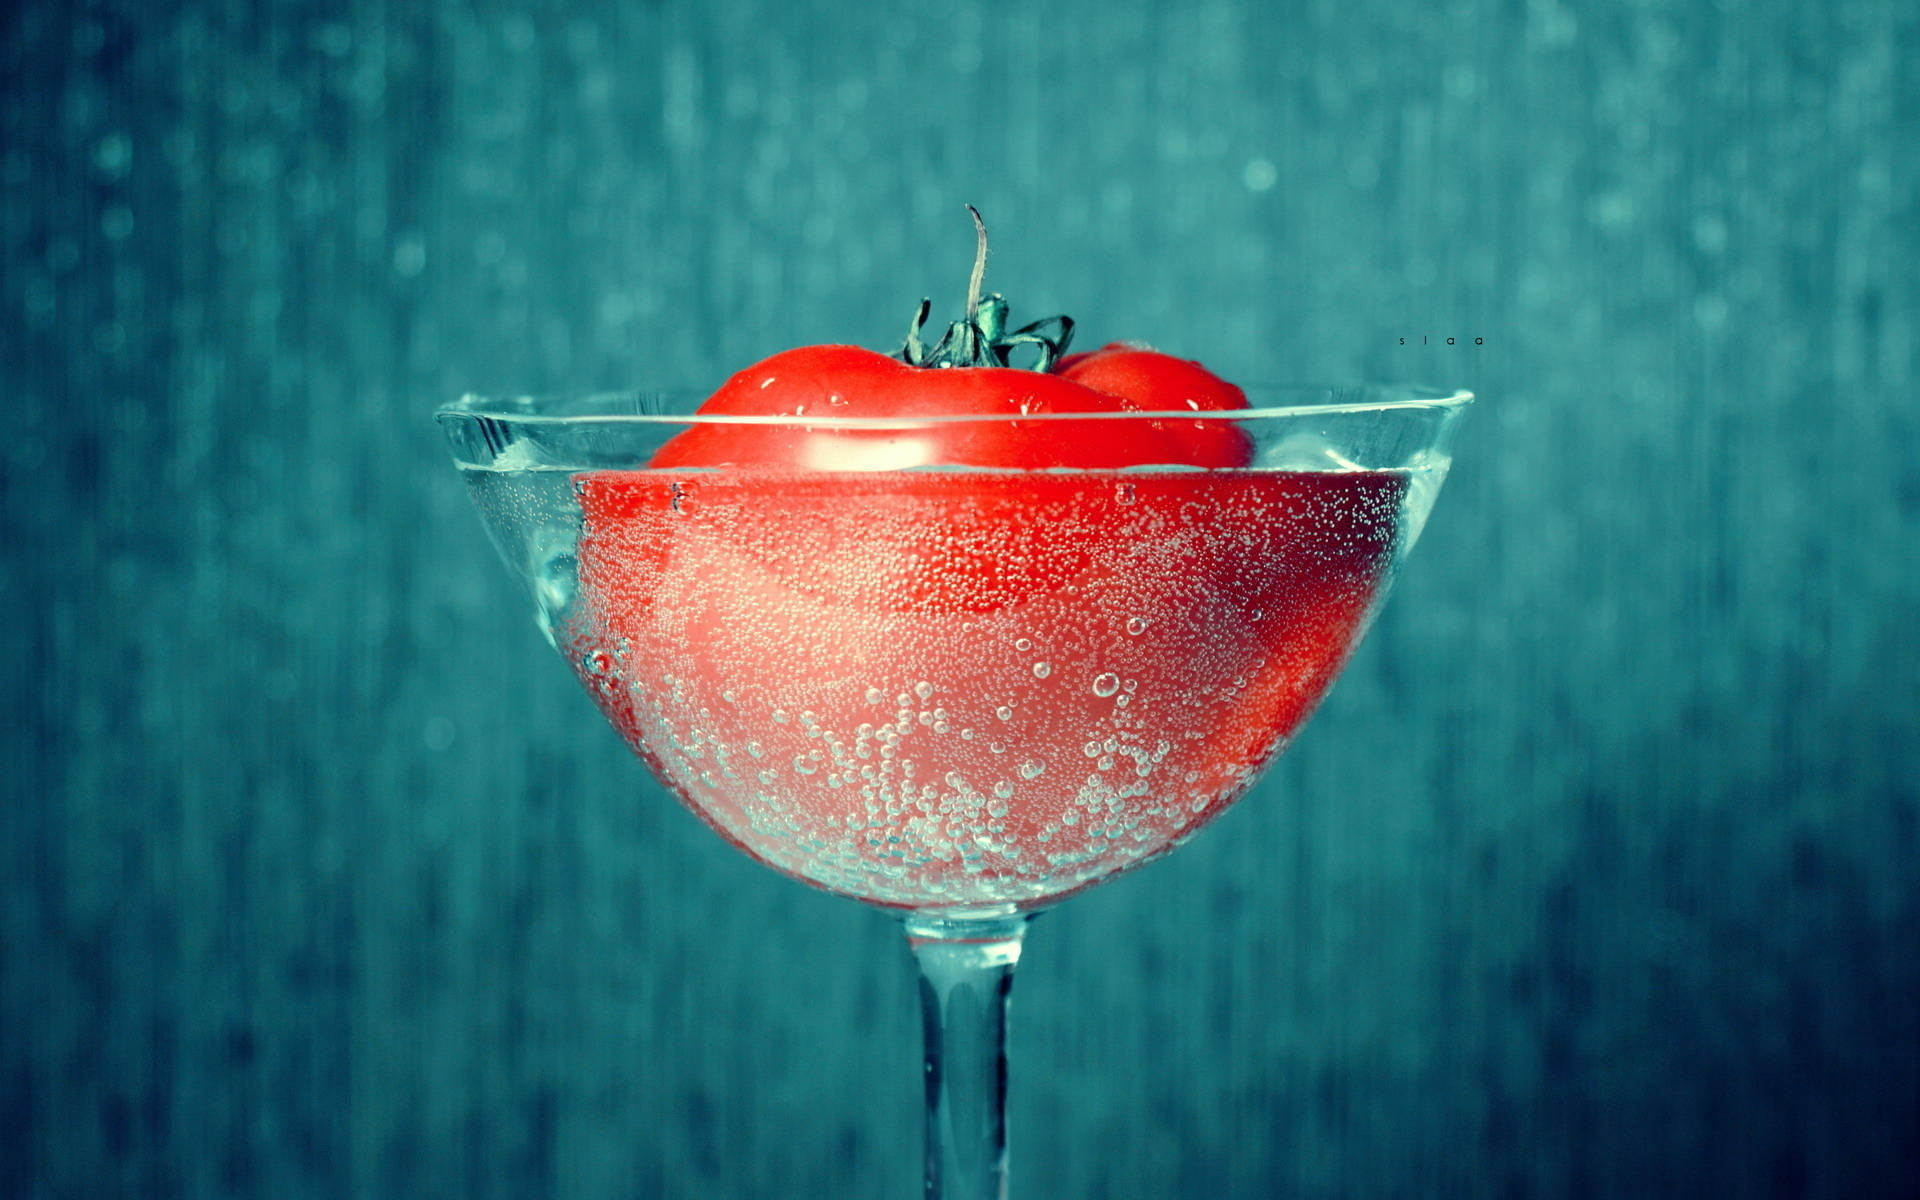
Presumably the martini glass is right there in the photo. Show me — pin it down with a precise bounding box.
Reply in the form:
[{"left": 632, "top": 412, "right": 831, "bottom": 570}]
[{"left": 437, "top": 387, "right": 1470, "bottom": 1199}]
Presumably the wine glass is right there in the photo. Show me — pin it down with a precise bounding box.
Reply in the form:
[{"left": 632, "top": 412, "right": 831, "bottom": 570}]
[{"left": 436, "top": 387, "right": 1471, "bottom": 1198}]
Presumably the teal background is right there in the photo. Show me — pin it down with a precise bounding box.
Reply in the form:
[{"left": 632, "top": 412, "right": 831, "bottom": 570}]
[{"left": 4, "top": 1, "right": 1917, "bottom": 1197}]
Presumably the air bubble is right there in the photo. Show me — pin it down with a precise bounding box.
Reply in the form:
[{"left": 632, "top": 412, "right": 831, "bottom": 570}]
[
  {"left": 1125, "top": 616, "right": 1149, "bottom": 636},
  {"left": 1014, "top": 638, "right": 1032, "bottom": 651},
  {"left": 865, "top": 687, "right": 885, "bottom": 704},
  {"left": 1032, "top": 661, "right": 1051, "bottom": 679},
  {"left": 1019, "top": 760, "right": 1045, "bottom": 779},
  {"left": 993, "top": 781, "right": 1015, "bottom": 799},
  {"left": 1092, "top": 672, "right": 1121, "bottom": 697},
  {"left": 995, "top": 705, "right": 1014, "bottom": 721},
  {"left": 914, "top": 681, "right": 934, "bottom": 701}
]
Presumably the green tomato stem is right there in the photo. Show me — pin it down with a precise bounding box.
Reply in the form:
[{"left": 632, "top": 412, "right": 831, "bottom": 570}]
[{"left": 894, "top": 208, "right": 1075, "bottom": 372}]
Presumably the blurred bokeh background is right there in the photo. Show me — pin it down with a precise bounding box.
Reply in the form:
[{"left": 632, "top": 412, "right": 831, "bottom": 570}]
[{"left": 4, "top": 0, "right": 1916, "bottom": 1196}]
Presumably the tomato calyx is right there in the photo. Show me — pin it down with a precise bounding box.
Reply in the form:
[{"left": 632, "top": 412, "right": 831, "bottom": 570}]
[{"left": 894, "top": 205, "right": 1076, "bottom": 372}]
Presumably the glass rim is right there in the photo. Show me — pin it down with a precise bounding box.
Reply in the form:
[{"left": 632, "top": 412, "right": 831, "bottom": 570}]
[{"left": 436, "top": 384, "right": 1474, "bottom": 429}]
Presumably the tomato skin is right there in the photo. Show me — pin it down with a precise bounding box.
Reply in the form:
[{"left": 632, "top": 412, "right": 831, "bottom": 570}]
[
  {"left": 1055, "top": 342, "right": 1246, "bottom": 409},
  {"left": 1056, "top": 342, "right": 1253, "bottom": 467},
  {"left": 651, "top": 343, "right": 1255, "bottom": 470}
]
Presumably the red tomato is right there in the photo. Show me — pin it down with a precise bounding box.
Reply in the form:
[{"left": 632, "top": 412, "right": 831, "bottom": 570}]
[{"left": 567, "top": 327, "right": 1396, "bottom": 909}]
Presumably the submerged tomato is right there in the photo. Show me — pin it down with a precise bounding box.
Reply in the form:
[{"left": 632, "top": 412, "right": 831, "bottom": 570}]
[
  {"left": 569, "top": 231, "right": 1391, "bottom": 907},
  {"left": 572, "top": 468, "right": 1403, "bottom": 908}
]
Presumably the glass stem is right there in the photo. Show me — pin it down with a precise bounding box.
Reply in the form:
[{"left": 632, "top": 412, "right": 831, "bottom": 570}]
[{"left": 905, "top": 912, "right": 1030, "bottom": 1200}]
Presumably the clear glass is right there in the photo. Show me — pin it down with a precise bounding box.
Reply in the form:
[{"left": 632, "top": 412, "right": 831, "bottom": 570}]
[{"left": 436, "top": 386, "right": 1471, "bottom": 1198}]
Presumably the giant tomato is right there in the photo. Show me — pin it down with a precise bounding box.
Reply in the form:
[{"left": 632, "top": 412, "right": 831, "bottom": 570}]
[{"left": 568, "top": 255, "right": 1399, "bottom": 908}]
